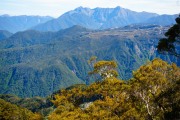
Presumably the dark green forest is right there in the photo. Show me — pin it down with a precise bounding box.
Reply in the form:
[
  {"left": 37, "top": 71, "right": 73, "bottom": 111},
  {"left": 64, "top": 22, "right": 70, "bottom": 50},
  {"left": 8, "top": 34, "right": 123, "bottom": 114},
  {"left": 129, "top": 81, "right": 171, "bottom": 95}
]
[{"left": 0, "top": 25, "right": 179, "bottom": 98}]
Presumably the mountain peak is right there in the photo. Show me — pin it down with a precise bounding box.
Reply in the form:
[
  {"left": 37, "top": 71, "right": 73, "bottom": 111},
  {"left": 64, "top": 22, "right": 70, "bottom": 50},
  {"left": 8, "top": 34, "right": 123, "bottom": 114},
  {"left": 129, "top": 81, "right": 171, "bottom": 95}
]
[
  {"left": 32, "top": 6, "right": 176, "bottom": 32},
  {"left": 74, "top": 6, "right": 91, "bottom": 11},
  {"left": 115, "top": 6, "right": 121, "bottom": 9},
  {"left": 75, "top": 6, "right": 84, "bottom": 10},
  {"left": 70, "top": 6, "right": 93, "bottom": 16}
]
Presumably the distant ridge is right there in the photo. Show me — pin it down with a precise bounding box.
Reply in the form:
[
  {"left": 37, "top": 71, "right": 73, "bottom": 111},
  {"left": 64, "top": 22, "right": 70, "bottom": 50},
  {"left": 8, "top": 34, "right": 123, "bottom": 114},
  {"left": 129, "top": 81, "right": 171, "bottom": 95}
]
[
  {"left": 32, "top": 6, "right": 177, "bottom": 32},
  {"left": 144, "top": 14, "right": 178, "bottom": 26},
  {"left": 0, "top": 7, "right": 177, "bottom": 33},
  {"left": 0, "top": 15, "right": 53, "bottom": 33},
  {"left": 0, "top": 30, "right": 12, "bottom": 40}
]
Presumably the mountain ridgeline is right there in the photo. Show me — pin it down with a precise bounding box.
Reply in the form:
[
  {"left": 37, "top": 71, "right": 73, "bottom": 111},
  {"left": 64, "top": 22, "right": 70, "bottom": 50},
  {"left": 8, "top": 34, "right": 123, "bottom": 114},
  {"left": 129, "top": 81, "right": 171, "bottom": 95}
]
[
  {"left": 0, "top": 30, "right": 12, "bottom": 40},
  {"left": 0, "top": 25, "right": 179, "bottom": 97},
  {"left": 32, "top": 6, "right": 177, "bottom": 32},
  {"left": 0, "top": 6, "right": 177, "bottom": 33},
  {"left": 0, "top": 15, "right": 53, "bottom": 33}
]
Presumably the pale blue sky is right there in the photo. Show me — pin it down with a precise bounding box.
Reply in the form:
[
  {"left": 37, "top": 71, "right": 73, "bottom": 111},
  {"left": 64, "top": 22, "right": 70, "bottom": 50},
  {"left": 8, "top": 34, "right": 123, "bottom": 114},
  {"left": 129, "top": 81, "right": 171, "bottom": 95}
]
[{"left": 0, "top": 0, "right": 179, "bottom": 18}]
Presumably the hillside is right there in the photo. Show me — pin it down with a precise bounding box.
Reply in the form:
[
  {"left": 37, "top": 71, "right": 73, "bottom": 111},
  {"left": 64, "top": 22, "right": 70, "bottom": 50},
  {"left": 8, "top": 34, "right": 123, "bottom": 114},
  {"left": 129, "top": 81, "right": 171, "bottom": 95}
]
[
  {"left": 0, "top": 98, "right": 42, "bottom": 119},
  {"left": 0, "top": 15, "right": 53, "bottom": 33},
  {"left": 0, "top": 30, "right": 12, "bottom": 40},
  {"left": 0, "top": 94, "right": 53, "bottom": 116},
  {"left": 32, "top": 6, "right": 177, "bottom": 32},
  {"left": 0, "top": 25, "right": 179, "bottom": 97}
]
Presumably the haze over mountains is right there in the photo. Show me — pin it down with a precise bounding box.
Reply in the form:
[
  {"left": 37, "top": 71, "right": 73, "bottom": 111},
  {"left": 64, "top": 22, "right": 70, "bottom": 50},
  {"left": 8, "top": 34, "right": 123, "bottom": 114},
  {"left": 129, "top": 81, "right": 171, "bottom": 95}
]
[
  {"left": 0, "top": 6, "right": 178, "bottom": 33},
  {"left": 0, "top": 15, "right": 53, "bottom": 33}
]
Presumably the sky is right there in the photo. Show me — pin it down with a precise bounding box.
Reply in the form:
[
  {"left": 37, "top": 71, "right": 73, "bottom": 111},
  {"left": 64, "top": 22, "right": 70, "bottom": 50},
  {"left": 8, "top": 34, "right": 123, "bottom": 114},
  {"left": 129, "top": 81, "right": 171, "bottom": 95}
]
[{"left": 0, "top": 0, "right": 179, "bottom": 18}]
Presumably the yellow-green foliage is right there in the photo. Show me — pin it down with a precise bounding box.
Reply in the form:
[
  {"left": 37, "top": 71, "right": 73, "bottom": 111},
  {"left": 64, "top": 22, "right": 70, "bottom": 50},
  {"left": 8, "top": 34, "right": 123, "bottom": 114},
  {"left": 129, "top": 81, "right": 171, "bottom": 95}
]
[
  {"left": 49, "top": 78, "right": 143, "bottom": 120},
  {"left": 130, "top": 58, "right": 180, "bottom": 119},
  {"left": 0, "top": 98, "right": 43, "bottom": 120},
  {"left": 48, "top": 58, "right": 180, "bottom": 120},
  {"left": 89, "top": 60, "right": 119, "bottom": 80}
]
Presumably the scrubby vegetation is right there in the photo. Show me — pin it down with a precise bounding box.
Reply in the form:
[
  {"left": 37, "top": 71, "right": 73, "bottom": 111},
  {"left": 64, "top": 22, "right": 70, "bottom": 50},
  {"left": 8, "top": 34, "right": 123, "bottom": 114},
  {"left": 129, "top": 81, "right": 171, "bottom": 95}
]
[
  {"left": 48, "top": 58, "right": 180, "bottom": 120},
  {"left": 0, "top": 94, "right": 53, "bottom": 116},
  {"left": 0, "top": 98, "right": 43, "bottom": 120}
]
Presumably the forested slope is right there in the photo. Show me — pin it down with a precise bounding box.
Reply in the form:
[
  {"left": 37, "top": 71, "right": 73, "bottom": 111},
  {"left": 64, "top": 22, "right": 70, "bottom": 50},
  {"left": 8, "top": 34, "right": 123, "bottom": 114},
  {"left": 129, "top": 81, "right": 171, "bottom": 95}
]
[{"left": 0, "top": 25, "right": 179, "bottom": 97}]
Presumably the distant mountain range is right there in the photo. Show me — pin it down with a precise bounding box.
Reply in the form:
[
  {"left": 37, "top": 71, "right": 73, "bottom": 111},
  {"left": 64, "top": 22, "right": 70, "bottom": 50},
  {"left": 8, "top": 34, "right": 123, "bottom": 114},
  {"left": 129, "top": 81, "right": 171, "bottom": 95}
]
[
  {"left": 0, "top": 25, "right": 179, "bottom": 97},
  {"left": 0, "top": 6, "right": 178, "bottom": 33},
  {"left": 32, "top": 6, "right": 177, "bottom": 31},
  {"left": 0, "top": 15, "right": 53, "bottom": 33}
]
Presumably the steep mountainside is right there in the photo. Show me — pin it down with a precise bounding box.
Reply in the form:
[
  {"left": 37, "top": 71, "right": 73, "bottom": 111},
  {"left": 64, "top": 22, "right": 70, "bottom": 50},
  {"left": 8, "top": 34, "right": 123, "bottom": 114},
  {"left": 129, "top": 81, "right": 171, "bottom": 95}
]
[
  {"left": 0, "top": 15, "right": 53, "bottom": 33},
  {"left": 32, "top": 6, "right": 177, "bottom": 32},
  {"left": 0, "top": 30, "right": 12, "bottom": 40},
  {"left": 0, "top": 25, "right": 179, "bottom": 97}
]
